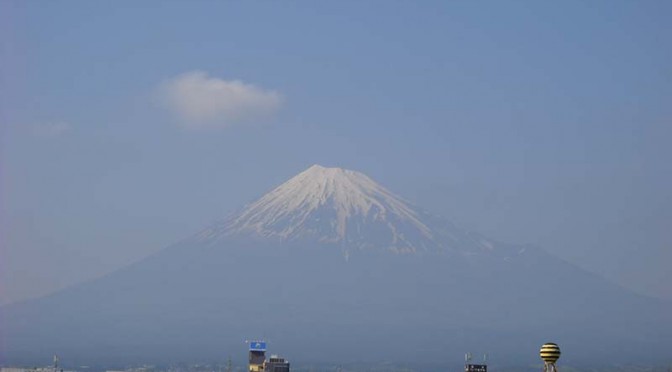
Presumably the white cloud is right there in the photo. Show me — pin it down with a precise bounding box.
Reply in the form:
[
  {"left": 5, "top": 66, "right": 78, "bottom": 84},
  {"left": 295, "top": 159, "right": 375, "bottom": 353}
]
[
  {"left": 32, "top": 122, "right": 71, "bottom": 137},
  {"left": 157, "top": 71, "right": 283, "bottom": 129}
]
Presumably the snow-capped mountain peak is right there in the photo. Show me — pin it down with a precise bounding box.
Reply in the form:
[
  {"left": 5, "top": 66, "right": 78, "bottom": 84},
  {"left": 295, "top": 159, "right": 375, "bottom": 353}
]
[{"left": 199, "top": 165, "right": 446, "bottom": 253}]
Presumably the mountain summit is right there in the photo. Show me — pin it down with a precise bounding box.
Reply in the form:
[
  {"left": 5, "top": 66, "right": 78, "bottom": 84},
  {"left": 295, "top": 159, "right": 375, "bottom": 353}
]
[{"left": 198, "top": 165, "right": 488, "bottom": 255}]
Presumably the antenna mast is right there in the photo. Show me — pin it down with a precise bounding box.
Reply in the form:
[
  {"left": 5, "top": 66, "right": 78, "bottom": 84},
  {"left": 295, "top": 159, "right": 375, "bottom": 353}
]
[{"left": 226, "top": 357, "right": 233, "bottom": 372}]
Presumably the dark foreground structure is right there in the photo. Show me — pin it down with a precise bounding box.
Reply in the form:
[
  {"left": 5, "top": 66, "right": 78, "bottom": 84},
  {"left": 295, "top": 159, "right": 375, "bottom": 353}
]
[
  {"left": 247, "top": 341, "right": 290, "bottom": 372},
  {"left": 264, "top": 356, "right": 290, "bottom": 372}
]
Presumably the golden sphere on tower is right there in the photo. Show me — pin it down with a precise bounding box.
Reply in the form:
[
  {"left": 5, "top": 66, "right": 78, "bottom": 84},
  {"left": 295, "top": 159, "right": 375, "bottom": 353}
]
[{"left": 540, "top": 343, "right": 561, "bottom": 363}]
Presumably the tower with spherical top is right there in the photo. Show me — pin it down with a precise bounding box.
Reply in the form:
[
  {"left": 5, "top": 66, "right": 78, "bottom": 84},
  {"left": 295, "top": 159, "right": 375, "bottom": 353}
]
[{"left": 540, "top": 343, "right": 561, "bottom": 372}]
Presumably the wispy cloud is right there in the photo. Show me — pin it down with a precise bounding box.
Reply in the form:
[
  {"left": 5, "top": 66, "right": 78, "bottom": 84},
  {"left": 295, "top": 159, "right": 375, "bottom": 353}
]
[
  {"left": 32, "top": 122, "right": 71, "bottom": 137},
  {"left": 157, "top": 71, "right": 283, "bottom": 129}
]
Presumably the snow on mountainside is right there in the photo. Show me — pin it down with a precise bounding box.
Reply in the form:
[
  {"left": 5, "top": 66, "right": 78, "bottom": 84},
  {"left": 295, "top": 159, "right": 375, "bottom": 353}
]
[{"left": 196, "top": 164, "right": 499, "bottom": 256}]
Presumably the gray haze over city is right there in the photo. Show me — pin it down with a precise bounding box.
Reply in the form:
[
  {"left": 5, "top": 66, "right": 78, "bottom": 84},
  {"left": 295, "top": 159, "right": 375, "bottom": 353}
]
[{"left": 1, "top": 1, "right": 671, "bottom": 370}]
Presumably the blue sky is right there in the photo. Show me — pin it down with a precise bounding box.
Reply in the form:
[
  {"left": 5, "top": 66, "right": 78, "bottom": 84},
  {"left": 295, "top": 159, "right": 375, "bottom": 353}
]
[{"left": 1, "top": 0, "right": 671, "bottom": 304}]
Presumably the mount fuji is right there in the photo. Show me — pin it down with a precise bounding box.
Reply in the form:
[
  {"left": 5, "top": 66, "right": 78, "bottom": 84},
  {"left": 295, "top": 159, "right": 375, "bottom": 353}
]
[{"left": 2, "top": 165, "right": 671, "bottom": 366}]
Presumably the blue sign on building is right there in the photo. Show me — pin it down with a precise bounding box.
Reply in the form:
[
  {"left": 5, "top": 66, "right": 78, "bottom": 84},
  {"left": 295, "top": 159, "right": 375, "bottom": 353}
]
[{"left": 249, "top": 341, "right": 267, "bottom": 351}]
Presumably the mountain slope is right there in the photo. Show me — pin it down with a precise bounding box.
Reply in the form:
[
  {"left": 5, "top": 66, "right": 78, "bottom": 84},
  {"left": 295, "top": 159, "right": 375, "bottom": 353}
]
[{"left": 2, "top": 165, "right": 671, "bottom": 366}]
